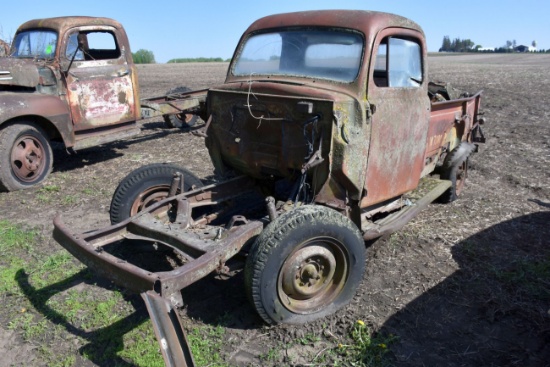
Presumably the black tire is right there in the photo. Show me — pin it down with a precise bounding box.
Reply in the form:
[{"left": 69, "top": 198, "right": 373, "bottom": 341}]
[
  {"left": 438, "top": 143, "right": 475, "bottom": 203},
  {"left": 0, "top": 122, "right": 53, "bottom": 192},
  {"left": 163, "top": 87, "right": 198, "bottom": 128},
  {"left": 109, "top": 163, "right": 204, "bottom": 224},
  {"left": 244, "top": 205, "right": 366, "bottom": 325}
]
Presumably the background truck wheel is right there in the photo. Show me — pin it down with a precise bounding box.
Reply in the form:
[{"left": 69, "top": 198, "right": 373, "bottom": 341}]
[
  {"left": 244, "top": 205, "right": 366, "bottom": 325},
  {"left": 109, "top": 163, "right": 204, "bottom": 224},
  {"left": 438, "top": 142, "right": 476, "bottom": 203},
  {"left": 163, "top": 86, "right": 199, "bottom": 128},
  {"left": 0, "top": 122, "right": 53, "bottom": 192}
]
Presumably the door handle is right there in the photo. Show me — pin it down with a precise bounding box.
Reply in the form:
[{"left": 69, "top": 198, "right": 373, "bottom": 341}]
[{"left": 114, "top": 69, "right": 130, "bottom": 77}]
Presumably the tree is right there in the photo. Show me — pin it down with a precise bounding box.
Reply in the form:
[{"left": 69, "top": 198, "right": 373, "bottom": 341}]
[
  {"left": 440, "top": 36, "right": 452, "bottom": 52},
  {"left": 132, "top": 49, "right": 156, "bottom": 64},
  {"left": 506, "top": 40, "right": 513, "bottom": 49},
  {"left": 532, "top": 40, "right": 537, "bottom": 48}
]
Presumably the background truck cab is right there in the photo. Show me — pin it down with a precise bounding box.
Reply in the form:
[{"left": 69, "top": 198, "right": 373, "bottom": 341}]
[{"left": 0, "top": 17, "right": 140, "bottom": 191}]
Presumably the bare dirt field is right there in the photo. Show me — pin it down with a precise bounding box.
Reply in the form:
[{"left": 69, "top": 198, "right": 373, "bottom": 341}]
[{"left": 0, "top": 54, "right": 549, "bottom": 366}]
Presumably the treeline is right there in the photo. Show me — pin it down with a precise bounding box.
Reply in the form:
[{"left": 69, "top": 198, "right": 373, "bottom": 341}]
[
  {"left": 167, "top": 57, "right": 230, "bottom": 63},
  {"left": 439, "top": 36, "right": 475, "bottom": 52},
  {"left": 440, "top": 36, "right": 550, "bottom": 53}
]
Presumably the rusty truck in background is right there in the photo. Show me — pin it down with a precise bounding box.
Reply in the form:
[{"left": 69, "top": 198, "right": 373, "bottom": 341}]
[
  {"left": 53, "top": 10, "right": 486, "bottom": 366},
  {"left": 0, "top": 17, "right": 203, "bottom": 191}
]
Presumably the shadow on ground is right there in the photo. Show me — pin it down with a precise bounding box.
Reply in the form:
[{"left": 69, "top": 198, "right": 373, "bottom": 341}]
[
  {"left": 379, "top": 209, "right": 550, "bottom": 366},
  {"left": 16, "top": 269, "right": 148, "bottom": 367}
]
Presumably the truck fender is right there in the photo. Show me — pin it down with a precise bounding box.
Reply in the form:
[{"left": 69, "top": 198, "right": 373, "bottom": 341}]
[
  {"left": 0, "top": 93, "right": 74, "bottom": 146},
  {"left": 445, "top": 141, "right": 476, "bottom": 167}
]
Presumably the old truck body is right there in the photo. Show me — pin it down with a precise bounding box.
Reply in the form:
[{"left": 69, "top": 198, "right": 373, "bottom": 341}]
[
  {"left": 0, "top": 16, "right": 205, "bottom": 191},
  {"left": 53, "top": 10, "right": 485, "bottom": 366}
]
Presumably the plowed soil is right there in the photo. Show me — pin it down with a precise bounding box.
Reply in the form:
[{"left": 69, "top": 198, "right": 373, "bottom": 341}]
[{"left": 1, "top": 54, "right": 549, "bottom": 366}]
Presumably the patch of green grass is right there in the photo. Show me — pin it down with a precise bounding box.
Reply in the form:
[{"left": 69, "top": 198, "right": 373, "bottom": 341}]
[
  {"left": 8, "top": 312, "right": 49, "bottom": 340},
  {"left": 36, "top": 185, "right": 62, "bottom": 203},
  {"left": 119, "top": 322, "right": 164, "bottom": 367},
  {"left": 82, "top": 188, "right": 95, "bottom": 195},
  {"left": 0, "top": 220, "right": 38, "bottom": 252},
  {"left": 187, "top": 324, "right": 227, "bottom": 366},
  {"left": 492, "top": 258, "right": 550, "bottom": 300},
  {"left": 0, "top": 220, "right": 168, "bottom": 367}
]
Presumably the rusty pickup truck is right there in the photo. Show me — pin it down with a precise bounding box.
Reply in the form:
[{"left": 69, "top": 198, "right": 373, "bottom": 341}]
[
  {"left": 53, "top": 10, "right": 485, "bottom": 366},
  {"left": 0, "top": 16, "right": 203, "bottom": 191}
]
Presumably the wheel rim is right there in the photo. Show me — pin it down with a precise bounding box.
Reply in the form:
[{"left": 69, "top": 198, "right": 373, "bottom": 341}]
[
  {"left": 11, "top": 134, "right": 46, "bottom": 183},
  {"left": 130, "top": 185, "right": 174, "bottom": 218},
  {"left": 278, "top": 237, "right": 348, "bottom": 314}
]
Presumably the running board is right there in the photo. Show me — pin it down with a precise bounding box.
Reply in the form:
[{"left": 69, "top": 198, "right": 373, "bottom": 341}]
[
  {"left": 362, "top": 179, "right": 451, "bottom": 241},
  {"left": 141, "top": 291, "right": 196, "bottom": 367}
]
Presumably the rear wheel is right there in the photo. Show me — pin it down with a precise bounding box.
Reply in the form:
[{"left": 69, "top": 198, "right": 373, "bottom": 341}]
[
  {"left": 109, "top": 163, "right": 203, "bottom": 224},
  {"left": 244, "top": 205, "right": 366, "bottom": 324},
  {"left": 438, "top": 143, "right": 475, "bottom": 203},
  {"left": 0, "top": 122, "right": 53, "bottom": 192},
  {"left": 163, "top": 86, "right": 198, "bottom": 128}
]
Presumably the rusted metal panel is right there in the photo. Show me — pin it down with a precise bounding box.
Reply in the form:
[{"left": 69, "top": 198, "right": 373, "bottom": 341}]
[
  {"left": 0, "top": 92, "right": 73, "bottom": 143},
  {"left": 66, "top": 63, "right": 136, "bottom": 130},
  {"left": 426, "top": 92, "right": 483, "bottom": 155},
  {"left": 0, "top": 58, "right": 39, "bottom": 87},
  {"left": 360, "top": 27, "right": 430, "bottom": 208},
  {"left": 142, "top": 291, "right": 196, "bottom": 367},
  {"left": 206, "top": 85, "right": 334, "bottom": 180}
]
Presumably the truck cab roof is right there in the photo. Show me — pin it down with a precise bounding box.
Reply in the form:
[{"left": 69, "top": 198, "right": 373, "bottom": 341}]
[
  {"left": 17, "top": 16, "right": 124, "bottom": 33},
  {"left": 244, "top": 10, "right": 423, "bottom": 39}
]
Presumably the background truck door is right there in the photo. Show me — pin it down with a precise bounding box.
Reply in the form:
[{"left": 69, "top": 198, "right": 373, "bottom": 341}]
[
  {"left": 63, "top": 27, "right": 137, "bottom": 131},
  {"left": 362, "top": 29, "right": 431, "bottom": 207}
]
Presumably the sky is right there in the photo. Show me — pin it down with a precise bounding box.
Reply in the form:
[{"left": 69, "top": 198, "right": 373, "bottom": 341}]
[{"left": 1, "top": 0, "right": 548, "bottom": 63}]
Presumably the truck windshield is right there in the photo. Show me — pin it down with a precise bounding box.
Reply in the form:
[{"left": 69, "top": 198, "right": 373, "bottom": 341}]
[
  {"left": 233, "top": 29, "right": 363, "bottom": 83},
  {"left": 11, "top": 30, "right": 57, "bottom": 59}
]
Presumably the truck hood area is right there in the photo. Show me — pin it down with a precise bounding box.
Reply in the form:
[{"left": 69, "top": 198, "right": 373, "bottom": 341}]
[{"left": 0, "top": 58, "right": 40, "bottom": 88}]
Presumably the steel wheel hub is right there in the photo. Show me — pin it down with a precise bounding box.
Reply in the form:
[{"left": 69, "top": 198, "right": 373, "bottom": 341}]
[
  {"left": 11, "top": 135, "right": 45, "bottom": 182},
  {"left": 278, "top": 238, "right": 348, "bottom": 314}
]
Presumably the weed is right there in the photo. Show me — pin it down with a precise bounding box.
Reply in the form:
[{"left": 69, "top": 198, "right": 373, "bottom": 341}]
[
  {"left": 63, "top": 195, "right": 78, "bottom": 205},
  {"left": 336, "top": 320, "right": 397, "bottom": 367}
]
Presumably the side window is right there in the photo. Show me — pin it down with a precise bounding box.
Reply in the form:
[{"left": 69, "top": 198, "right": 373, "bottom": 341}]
[
  {"left": 374, "top": 36, "right": 422, "bottom": 88},
  {"left": 65, "top": 31, "right": 120, "bottom": 61},
  {"left": 66, "top": 33, "right": 84, "bottom": 60}
]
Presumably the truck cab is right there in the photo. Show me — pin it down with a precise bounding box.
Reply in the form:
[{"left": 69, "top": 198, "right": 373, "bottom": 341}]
[
  {"left": 0, "top": 16, "right": 140, "bottom": 191},
  {"left": 205, "top": 10, "right": 458, "bottom": 219}
]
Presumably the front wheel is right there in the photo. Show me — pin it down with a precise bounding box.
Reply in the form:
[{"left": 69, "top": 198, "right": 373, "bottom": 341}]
[
  {"left": 109, "top": 163, "right": 204, "bottom": 224},
  {"left": 244, "top": 205, "right": 366, "bottom": 325},
  {"left": 0, "top": 122, "right": 53, "bottom": 192}
]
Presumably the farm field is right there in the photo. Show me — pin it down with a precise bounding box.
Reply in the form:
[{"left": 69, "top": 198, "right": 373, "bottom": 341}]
[{"left": 0, "top": 53, "right": 549, "bottom": 366}]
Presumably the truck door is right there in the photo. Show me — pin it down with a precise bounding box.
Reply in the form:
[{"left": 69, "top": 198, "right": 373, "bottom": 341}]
[
  {"left": 362, "top": 29, "right": 430, "bottom": 207},
  {"left": 63, "top": 27, "right": 137, "bottom": 131}
]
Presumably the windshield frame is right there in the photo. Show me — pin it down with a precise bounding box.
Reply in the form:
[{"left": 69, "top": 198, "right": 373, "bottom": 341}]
[
  {"left": 11, "top": 28, "right": 58, "bottom": 60},
  {"left": 231, "top": 27, "right": 365, "bottom": 83}
]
